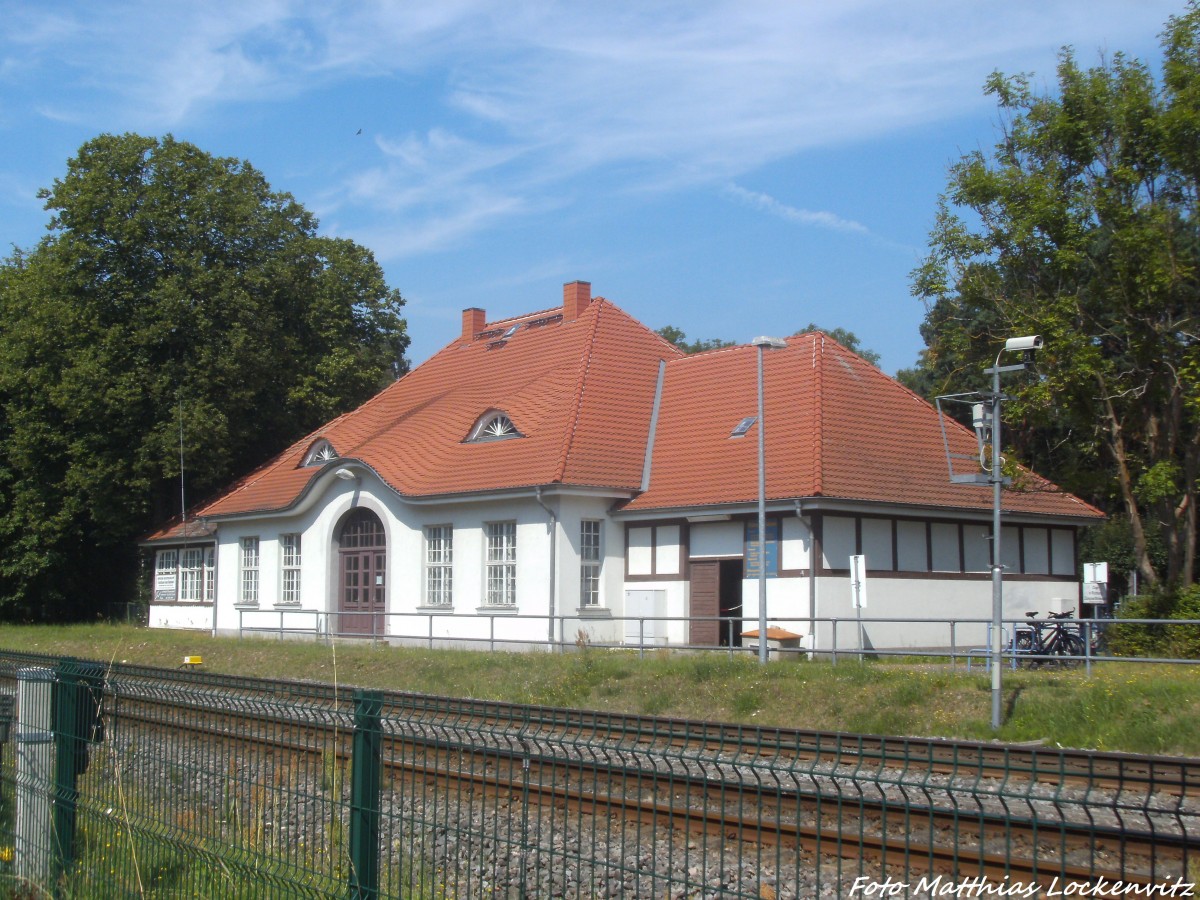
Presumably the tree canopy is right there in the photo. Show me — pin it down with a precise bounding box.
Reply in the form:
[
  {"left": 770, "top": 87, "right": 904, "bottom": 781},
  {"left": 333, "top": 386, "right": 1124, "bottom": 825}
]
[
  {"left": 656, "top": 323, "right": 880, "bottom": 365},
  {"left": 0, "top": 134, "right": 409, "bottom": 619},
  {"left": 908, "top": 7, "right": 1200, "bottom": 588},
  {"left": 795, "top": 323, "right": 881, "bottom": 367},
  {"left": 655, "top": 326, "right": 737, "bottom": 354}
]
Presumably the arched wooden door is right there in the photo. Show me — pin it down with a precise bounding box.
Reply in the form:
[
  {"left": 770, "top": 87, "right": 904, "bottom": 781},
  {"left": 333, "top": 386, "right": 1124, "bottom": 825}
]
[{"left": 337, "top": 508, "right": 386, "bottom": 636}]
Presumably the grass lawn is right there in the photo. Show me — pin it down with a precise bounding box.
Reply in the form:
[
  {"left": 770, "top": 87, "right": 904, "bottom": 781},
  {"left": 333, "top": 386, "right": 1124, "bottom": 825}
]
[{"left": 0, "top": 623, "right": 1196, "bottom": 756}]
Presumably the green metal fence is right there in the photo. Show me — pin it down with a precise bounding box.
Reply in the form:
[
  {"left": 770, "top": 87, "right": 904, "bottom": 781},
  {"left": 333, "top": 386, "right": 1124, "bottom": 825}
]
[{"left": 0, "top": 651, "right": 1196, "bottom": 898}]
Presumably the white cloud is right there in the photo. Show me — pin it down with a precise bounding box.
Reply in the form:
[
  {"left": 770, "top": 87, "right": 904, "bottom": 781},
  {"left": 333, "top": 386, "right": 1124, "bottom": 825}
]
[
  {"left": 725, "top": 184, "right": 869, "bottom": 236},
  {"left": 350, "top": 191, "right": 528, "bottom": 258},
  {"left": 1, "top": 0, "right": 1182, "bottom": 252}
]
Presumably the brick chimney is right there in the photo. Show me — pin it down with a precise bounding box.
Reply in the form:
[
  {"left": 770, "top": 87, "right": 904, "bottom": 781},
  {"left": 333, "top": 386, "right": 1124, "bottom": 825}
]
[
  {"left": 462, "top": 307, "right": 486, "bottom": 341},
  {"left": 562, "top": 281, "right": 592, "bottom": 322}
]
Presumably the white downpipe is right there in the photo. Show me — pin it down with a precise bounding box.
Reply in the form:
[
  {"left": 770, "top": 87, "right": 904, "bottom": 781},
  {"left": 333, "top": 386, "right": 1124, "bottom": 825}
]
[{"left": 535, "top": 486, "right": 559, "bottom": 650}]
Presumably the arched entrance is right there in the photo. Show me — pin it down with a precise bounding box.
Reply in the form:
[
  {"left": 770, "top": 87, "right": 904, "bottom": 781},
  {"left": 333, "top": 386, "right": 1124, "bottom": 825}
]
[{"left": 337, "top": 508, "right": 386, "bottom": 636}]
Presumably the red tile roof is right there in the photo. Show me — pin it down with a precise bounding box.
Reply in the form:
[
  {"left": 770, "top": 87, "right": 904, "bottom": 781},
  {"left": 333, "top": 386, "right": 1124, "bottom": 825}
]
[
  {"left": 145, "top": 293, "right": 1100, "bottom": 541},
  {"left": 624, "top": 332, "right": 1102, "bottom": 520},
  {"left": 181, "top": 296, "right": 681, "bottom": 523}
]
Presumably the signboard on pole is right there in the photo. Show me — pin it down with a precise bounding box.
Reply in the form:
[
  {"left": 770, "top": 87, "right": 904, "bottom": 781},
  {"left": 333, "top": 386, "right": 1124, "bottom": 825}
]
[{"left": 1082, "top": 561, "right": 1109, "bottom": 606}]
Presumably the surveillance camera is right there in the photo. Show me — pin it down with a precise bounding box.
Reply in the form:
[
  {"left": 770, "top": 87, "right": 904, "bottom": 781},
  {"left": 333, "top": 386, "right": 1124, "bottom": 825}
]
[{"left": 1004, "top": 335, "right": 1043, "bottom": 353}]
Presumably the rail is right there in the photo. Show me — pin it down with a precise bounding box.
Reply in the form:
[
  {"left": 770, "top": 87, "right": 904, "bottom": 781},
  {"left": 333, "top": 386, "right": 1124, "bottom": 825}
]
[{"left": 0, "top": 651, "right": 1196, "bottom": 897}]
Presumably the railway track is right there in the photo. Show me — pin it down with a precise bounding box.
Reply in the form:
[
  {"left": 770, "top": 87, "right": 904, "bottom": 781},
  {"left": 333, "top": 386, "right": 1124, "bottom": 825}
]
[{"left": 92, "top": 667, "right": 1198, "bottom": 893}]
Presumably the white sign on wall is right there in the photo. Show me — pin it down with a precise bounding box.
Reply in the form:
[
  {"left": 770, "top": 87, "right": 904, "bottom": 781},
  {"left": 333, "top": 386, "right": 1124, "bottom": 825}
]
[{"left": 154, "top": 570, "right": 177, "bottom": 602}]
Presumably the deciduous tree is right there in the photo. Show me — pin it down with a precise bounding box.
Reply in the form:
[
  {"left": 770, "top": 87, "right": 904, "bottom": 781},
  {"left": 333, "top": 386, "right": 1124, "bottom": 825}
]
[
  {"left": 910, "top": 8, "right": 1200, "bottom": 587},
  {"left": 0, "top": 134, "right": 409, "bottom": 618}
]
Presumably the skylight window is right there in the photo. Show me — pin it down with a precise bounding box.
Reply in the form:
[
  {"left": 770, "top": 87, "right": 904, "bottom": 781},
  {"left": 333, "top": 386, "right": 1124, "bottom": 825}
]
[
  {"left": 467, "top": 411, "right": 523, "bottom": 443},
  {"left": 303, "top": 440, "right": 339, "bottom": 467},
  {"left": 730, "top": 416, "right": 757, "bottom": 438}
]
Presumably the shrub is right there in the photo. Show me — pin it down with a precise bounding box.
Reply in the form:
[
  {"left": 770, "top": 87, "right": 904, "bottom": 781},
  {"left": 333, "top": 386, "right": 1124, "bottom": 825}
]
[{"left": 1107, "top": 584, "right": 1200, "bottom": 659}]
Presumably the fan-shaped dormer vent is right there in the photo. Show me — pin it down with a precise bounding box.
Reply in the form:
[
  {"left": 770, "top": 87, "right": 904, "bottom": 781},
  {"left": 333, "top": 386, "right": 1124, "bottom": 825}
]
[
  {"left": 466, "top": 411, "right": 523, "bottom": 443},
  {"left": 303, "top": 440, "right": 339, "bottom": 467}
]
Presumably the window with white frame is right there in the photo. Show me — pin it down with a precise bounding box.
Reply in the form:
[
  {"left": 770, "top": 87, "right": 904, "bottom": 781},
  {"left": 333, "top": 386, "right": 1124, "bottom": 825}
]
[
  {"left": 302, "top": 439, "right": 338, "bottom": 467},
  {"left": 467, "top": 411, "right": 523, "bottom": 443},
  {"left": 153, "top": 547, "right": 217, "bottom": 603},
  {"left": 180, "top": 548, "right": 204, "bottom": 601},
  {"left": 280, "top": 534, "right": 302, "bottom": 604},
  {"left": 484, "top": 521, "right": 516, "bottom": 606},
  {"left": 154, "top": 550, "right": 178, "bottom": 601},
  {"left": 204, "top": 548, "right": 215, "bottom": 602},
  {"left": 240, "top": 537, "right": 260, "bottom": 605},
  {"left": 425, "top": 526, "right": 453, "bottom": 606},
  {"left": 580, "top": 520, "right": 602, "bottom": 607}
]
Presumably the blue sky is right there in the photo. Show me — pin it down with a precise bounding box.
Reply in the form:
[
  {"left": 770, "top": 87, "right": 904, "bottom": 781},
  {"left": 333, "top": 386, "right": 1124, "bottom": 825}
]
[{"left": 0, "top": 1, "right": 1184, "bottom": 374}]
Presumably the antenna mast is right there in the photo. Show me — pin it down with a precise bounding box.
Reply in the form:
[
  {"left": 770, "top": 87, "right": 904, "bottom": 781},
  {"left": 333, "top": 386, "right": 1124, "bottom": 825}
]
[{"left": 178, "top": 395, "right": 187, "bottom": 541}]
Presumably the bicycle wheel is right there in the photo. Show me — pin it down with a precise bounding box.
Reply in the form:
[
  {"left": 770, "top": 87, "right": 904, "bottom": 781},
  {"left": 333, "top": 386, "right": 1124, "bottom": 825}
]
[
  {"left": 1013, "top": 631, "right": 1035, "bottom": 668},
  {"left": 1057, "top": 632, "right": 1085, "bottom": 668}
]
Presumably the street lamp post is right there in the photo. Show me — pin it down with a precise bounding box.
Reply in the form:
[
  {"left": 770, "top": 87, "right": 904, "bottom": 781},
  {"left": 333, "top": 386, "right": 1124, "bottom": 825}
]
[
  {"left": 753, "top": 336, "right": 788, "bottom": 665},
  {"left": 983, "top": 335, "right": 1043, "bottom": 729}
]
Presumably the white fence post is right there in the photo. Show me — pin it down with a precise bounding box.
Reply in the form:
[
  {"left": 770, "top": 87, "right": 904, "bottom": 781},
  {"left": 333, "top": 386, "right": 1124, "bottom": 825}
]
[{"left": 15, "top": 666, "right": 55, "bottom": 888}]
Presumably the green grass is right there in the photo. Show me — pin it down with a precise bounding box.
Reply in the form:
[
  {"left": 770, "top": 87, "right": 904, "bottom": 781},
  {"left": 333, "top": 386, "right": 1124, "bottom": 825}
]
[{"left": 0, "top": 624, "right": 1197, "bottom": 756}]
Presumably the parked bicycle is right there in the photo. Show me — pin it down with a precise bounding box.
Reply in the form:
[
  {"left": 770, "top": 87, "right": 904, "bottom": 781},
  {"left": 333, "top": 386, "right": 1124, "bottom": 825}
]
[{"left": 1014, "top": 611, "right": 1085, "bottom": 668}]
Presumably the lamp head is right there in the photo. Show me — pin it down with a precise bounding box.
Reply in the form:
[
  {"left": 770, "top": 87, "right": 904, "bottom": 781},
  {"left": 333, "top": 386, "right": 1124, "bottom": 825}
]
[
  {"left": 751, "top": 336, "right": 787, "bottom": 350},
  {"left": 1003, "top": 335, "right": 1043, "bottom": 353},
  {"left": 1003, "top": 335, "right": 1043, "bottom": 367}
]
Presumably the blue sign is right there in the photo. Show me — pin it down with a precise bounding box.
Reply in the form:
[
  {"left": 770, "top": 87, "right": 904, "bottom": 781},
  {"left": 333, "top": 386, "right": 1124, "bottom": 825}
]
[{"left": 744, "top": 521, "right": 779, "bottom": 578}]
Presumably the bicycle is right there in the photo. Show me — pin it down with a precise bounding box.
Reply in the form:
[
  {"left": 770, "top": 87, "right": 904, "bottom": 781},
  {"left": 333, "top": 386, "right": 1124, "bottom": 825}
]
[{"left": 1014, "top": 611, "right": 1085, "bottom": 668}]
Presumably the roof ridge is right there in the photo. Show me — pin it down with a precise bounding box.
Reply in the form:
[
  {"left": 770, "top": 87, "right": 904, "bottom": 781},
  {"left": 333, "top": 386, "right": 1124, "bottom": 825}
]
[{"left": 553, "top": 299, "right": 606, "bottom": 482}]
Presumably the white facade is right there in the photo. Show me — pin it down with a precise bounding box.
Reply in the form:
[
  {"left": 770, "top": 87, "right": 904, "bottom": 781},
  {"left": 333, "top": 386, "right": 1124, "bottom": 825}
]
[
  {"left": 149, "top": 460, "right": 1083, "bottom": 652},
  {"left": 151, "top": 467, "right": 631, "bottom": 649}
]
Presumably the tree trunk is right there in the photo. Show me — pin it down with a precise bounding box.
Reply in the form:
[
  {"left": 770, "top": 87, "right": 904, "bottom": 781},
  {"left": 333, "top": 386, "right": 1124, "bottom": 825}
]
[{"left": 1100, "top": 378, "right": 1160, "bottom": 587}]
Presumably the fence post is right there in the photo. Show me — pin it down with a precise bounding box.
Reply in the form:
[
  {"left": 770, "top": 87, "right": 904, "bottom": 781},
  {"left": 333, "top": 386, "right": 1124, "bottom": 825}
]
[
  {"left": 1085, "top": 620, "right": 1093, "bottom": 677},
  {"left": 51, "top": 658, "right": 105, "bottom": 886},
  {"left": 52, "top": 659, "right": 81, "bottom": 883},
  {"left": 831, "top": 619, "right": 839, "bottom": 665},
  {"left": 349, "top": 689, "right": 383, "bottom": 900},
  {"left": 15, "top": 666, "right": 54, "bottom": 889}
]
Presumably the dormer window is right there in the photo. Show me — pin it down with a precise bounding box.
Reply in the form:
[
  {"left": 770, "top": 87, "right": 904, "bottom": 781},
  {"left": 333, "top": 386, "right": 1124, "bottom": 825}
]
[
  {"left": 303, "top": 439, "right": 339, "bottom": 467},
  {"left": 466, "top": 411, "right": 523, "bottom": 443}
]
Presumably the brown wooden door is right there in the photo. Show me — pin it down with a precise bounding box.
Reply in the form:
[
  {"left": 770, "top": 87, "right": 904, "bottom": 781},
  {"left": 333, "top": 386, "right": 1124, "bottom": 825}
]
[
  {"left": 690, "top": 560, "right": 719, "bottom": 646},
  {"left": 338, "top": 509, "right": 386, "bottom": 635}
]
